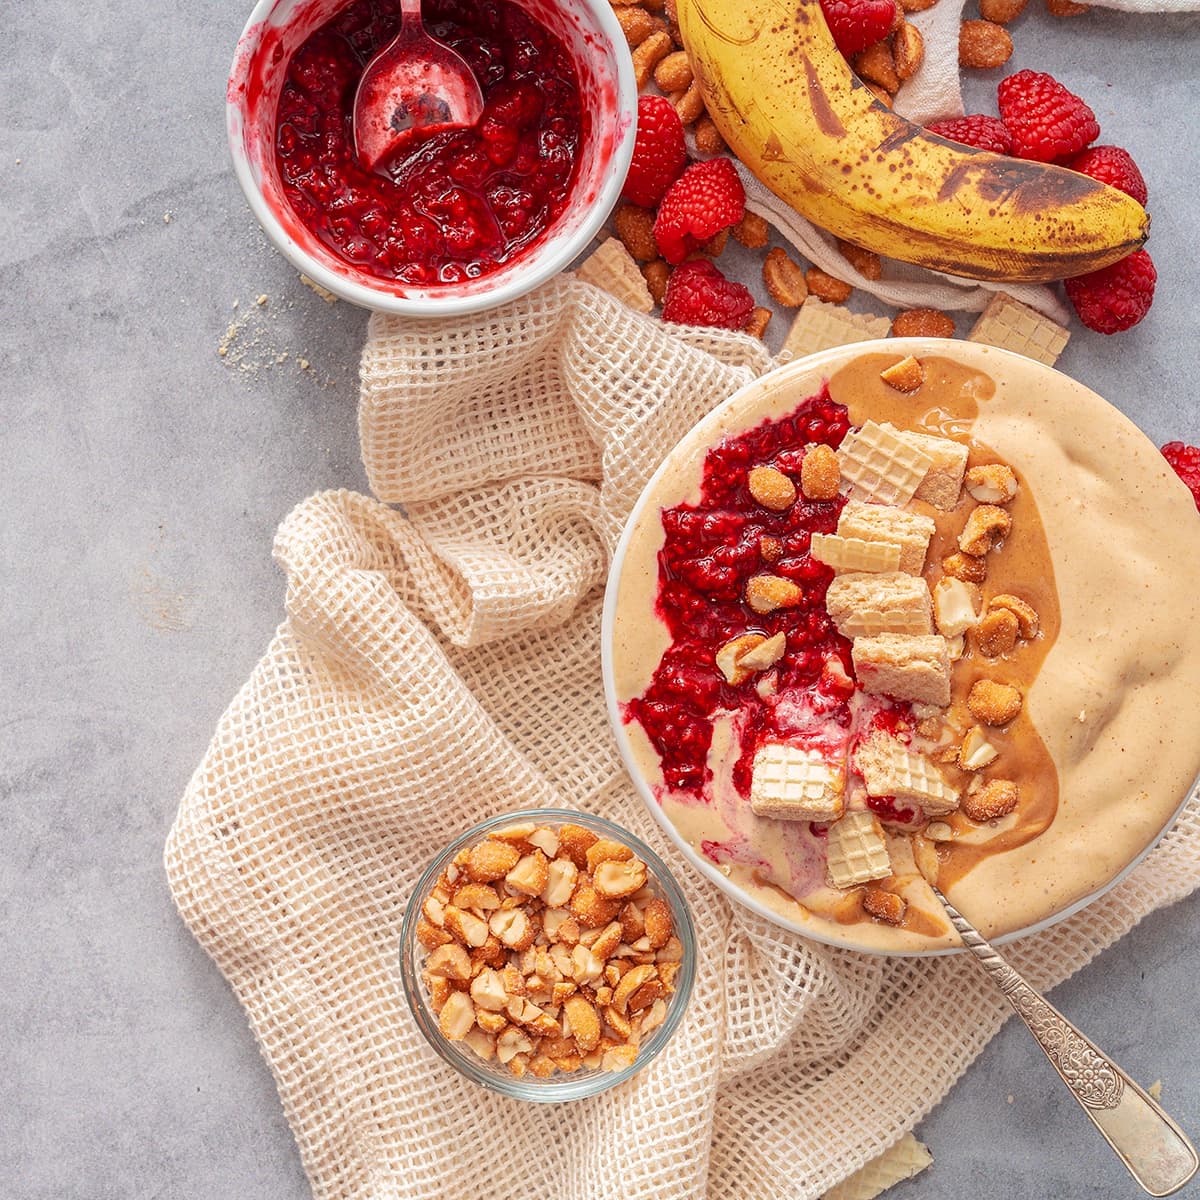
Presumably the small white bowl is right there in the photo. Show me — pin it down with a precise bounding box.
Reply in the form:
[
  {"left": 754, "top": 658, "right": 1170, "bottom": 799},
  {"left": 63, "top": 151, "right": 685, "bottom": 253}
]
[{"left": 226, "top": 0, "right": 636, "bottom": 316}]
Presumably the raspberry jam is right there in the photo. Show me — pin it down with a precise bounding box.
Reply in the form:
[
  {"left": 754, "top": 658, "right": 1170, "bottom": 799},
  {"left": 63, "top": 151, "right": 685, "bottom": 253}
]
[
  {"left": 273, "top": 0, "right": 584, "bottom": 285},
  {"left": 625, "top": 389, "right": 856, "bottom": 793}
]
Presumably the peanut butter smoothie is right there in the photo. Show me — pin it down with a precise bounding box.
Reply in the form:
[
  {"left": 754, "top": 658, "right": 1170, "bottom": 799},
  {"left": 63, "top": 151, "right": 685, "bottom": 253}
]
[{"left": 605, "top": 340, "right": 1200, "bottom": 952}]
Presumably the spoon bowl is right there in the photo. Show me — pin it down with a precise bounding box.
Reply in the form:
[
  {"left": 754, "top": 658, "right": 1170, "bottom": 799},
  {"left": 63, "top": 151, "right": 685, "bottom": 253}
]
[{"left": 352, "top": 0, "right": 484, "bottom": 175}]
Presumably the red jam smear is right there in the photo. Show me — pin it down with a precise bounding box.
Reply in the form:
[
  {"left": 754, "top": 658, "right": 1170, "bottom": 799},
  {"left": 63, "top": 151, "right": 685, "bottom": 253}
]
[
  {"left": 274, "top": 0, "right": 584, "bottom": 285},
  {"left": 626, "top": 388, "right": 859, "bottom": 794}
]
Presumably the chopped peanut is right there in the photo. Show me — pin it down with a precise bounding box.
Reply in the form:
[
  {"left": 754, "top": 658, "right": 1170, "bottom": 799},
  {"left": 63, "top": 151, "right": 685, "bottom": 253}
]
[
  {"left": 694, "top": 116, "right": 726, "bottom": 155},
  {"left": 862, "top": 887, "right": 907, "bottom": 925},
  {"left": 613, "top": 204, "right": 658, "bottom": 262},
  {"left": 748, "top": 464, "right": 798, "bottom": 511},
  {"left": 745, "top": 574, "right": 804, "bottom": 614},
  {"left": 732, "top": 211, "right": 770, "bottom": 249},
  {"left": 958, "top": 504, "right": 1012, "bottom": 556},
  {"left": 653, "top": 49, "right": 692, "bottom": 93},
  {"left": 805, "top": 266, "right": 853, "bottom": 303},
  {"left": 744, "top": 306, "right": 772, "bottom": 340},
  {"left": 965, "top": 463, "right": 1019, "bottom": 504},
  {"left": 989, "top": 593, "right": 1039, "bottom": 638},
  {"left": 836, "top": 239, "right": 882, "bottom": 281},
  {"left": 762, "top": 247, "right": 808, "bottom": 307},
  {"left": 967, "top": 679, "right": 1023, "bottom": 725},
  {"left": 892, "top": 308, "right": 955, "bottom": 338},
  {"left": 971, "top": 608, "right": 1020, "bottom": 657},
  {"left": 801, "top": 444, "right": 841, "bottom": 500},
  {"left": 943, "top": 551, "right": 988, "bottom": 584},
  {"left": 962, "top": 778, "right": 1020, "bottom": 822},
  {"left": 641, "top": 259, "right": 670, "bottom": 307},
  {"left": 466, "top": 839, "right": 520, "bottom": 882},
  {"left": 631, "top": 30, "right": 673, "bottom": 89},
  {"left": 853, "top": 40, "right": 900, "bottom": 92},
  {"left": 880, "top": 355, "right": 925, "bottom": 392}
]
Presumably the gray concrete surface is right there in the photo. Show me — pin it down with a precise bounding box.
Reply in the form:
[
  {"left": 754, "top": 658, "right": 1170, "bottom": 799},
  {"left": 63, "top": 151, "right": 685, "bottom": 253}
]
[{"left": 2, "top": 1, "right": 1198, "bottom": 1196}]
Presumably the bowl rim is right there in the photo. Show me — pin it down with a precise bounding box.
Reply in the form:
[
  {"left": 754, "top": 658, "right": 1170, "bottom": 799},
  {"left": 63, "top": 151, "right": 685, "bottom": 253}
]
[
  {"left": 398, "top": 806, "right": 698, "bottom": 1101},
  {"left": 600, "top": 337, "right": 1200, "bottom": 958},
  {"left": 225, "top": 0, "right": 638, "bottom": 317}
]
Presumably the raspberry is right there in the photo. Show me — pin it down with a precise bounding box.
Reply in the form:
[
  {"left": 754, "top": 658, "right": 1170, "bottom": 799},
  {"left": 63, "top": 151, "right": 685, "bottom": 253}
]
[
  {"left": 1063, "top": 249, "right": 1156, "bottom": 335},
  {"left": 1161, "top": 442, "right": 1200, "bottom": 513},
  {"left": 819, "top": 0, "right": 899, "bottom": 59},
  {"left": 621, "top": 96, "right": 687, "bottom": 209},
  {"left": 1064, "top": 144, "right": 1148, "bottom": 206},
  {"left": 661, "top": 259, "right": 755, "bottom": 330},
  {"left": 927, "top": 114, "right": 1013, "bottom": 155},
  {"left": 998, "top": 69, "right": 1099, "bottom": 163},
  {"left": 652, "top": 157, "right": 746, "bottom": 265}
]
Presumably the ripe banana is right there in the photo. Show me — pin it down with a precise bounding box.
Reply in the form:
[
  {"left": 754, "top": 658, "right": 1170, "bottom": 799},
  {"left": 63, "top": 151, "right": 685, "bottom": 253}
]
[{"left": 676, "top": 0, "right": 1148, "bottom": 282}]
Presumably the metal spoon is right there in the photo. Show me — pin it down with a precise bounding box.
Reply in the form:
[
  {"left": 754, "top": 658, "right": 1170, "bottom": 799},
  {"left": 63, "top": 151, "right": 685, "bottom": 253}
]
[
  {"left": 932, "top": 884, "right": 1198, "bottom": 1197},
  {"left": 352, "top": 0, "right": 484, "bottom": 176}
]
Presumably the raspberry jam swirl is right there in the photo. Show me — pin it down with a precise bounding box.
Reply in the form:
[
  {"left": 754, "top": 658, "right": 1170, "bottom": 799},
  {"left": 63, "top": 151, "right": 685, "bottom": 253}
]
[
  {"left": 625, "top": 389, "right": 871, "bottom": 797},
  {"left": 274, "top": 0, "right": 584, "bottom": 285}
]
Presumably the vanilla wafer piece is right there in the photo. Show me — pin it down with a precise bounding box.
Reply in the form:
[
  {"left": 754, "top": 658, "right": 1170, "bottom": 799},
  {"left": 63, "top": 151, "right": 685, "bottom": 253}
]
[
  {"left": 573, "top": 238, "right": 654, "bottom": 313},
  {"left": 837, "top": 501, "right": 934, "bottom": 575},
  {"left": 881, "top": 423, "right": 968, "bottom": 511},
  {"left": 810, "top": 533, "right": 902, "bottom": 574},
  {"left": 825, "top": 811, "right": 891, "bottom": 888},
  {"left": 825, "top": 572, "right": 932, "bottom": 638},
  {"left": 837, "top": 420, "right": 934, "bottom": 505},
  {"left": 855, "top": 733, "right": 960, "bottom": 815},
  {"left": 779, "top": 298, "right": 891, "bottom": 361},
  {"left": 824, "top": 1134, "right": 933, "bottom": 1200},
  {"left": 968, "top": 291, "right": 1069, "bottom": 367},
  {"left": 750, "top": 744, "right": 845, "bottom": 822},
  {"left": 852, "top": 633, "right": 952, "bottom": 706}
]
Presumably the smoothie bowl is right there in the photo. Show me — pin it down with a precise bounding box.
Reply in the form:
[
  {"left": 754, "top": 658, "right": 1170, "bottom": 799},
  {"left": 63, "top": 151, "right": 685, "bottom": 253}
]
[
  {"left": 603, "top": 339, "right": 1200, "bottom": 954},
  {"left": 227, "top": 0, "right": 635, "bottom": 315}
]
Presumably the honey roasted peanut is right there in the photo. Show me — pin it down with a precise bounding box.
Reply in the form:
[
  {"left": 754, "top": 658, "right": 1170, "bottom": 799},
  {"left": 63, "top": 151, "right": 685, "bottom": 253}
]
[
  {"left": 748, "top": 465, "right": 798, "bottom": 511},
  {"left": 762, "top": 247, "right": 809, "bottom": 307},
  {"left": 958, "top": 19, "right": 1014, "bottom": 69},
  {"left": 745, "top": 574, "right": 804, "bottom": 613},
  {"left": 801, "top": 444, "right": 841, "bottom": 500}
]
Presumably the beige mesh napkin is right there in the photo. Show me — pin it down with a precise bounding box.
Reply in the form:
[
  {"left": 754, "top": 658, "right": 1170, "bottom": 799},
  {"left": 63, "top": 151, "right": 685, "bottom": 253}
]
[{"left": 166, "top": 275, "right": 1200, "bottom": 1200}]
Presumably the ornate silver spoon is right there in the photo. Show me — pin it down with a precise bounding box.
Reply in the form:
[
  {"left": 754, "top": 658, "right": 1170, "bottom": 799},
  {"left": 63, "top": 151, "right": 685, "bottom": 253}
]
[{"left": 932, "top": 885, "right": 1198, "bottom": 1197}]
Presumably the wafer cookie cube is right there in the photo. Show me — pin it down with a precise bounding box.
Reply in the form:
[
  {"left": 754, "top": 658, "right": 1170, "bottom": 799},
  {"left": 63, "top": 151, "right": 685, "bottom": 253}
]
[
  {"left": 967, "top": 291, "right": 1069, "bottom": 367},
  {"left": 825, "top": 1134, "right": 933, "bottom": 1200},
  {"left": 837, "top": 501, "right": 935, "bottom": 574},
  {"left": 882, "top": 424, "right": 969, "bottom": 511},
  {"left": 838, "top": 421, "right": 934, "bottom": 506},
  {"left": 810, "top": 533, "right": 901, "bottom": 574},
  {"left": 779, "top": 298, "right": 891, "bottom": 362},
  {"left": 750, "top": 743, "right": 845, "bottom": 822},
  {"left": 854, "top": 733, "right": 960, "bottom": 815},
  {"left": 825, "top": 572, "right": 933, "bottom": 638},
  {"left": 573, "top": 238, "right": 654, "bottom": 313},
  {"left": 825, "top": 811, "right": 891, "bottom": 888},
  {"left": 852, "top": 633, "right": 952, "bottom": 706}
]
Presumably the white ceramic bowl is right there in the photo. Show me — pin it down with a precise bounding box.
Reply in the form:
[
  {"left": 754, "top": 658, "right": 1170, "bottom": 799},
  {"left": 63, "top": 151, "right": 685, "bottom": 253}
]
[
  {"left": 227, "top": 0, "right": 636, "bottom": 316},
  {"left": 602, "top": 339, "right": 1200, "bottom": 956}
]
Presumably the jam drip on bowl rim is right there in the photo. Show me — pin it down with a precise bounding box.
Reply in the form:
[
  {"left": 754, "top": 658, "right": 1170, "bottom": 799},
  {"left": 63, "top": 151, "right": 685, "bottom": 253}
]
[{"left": 274, "top": 0, "right": 584, "bottom": 285}]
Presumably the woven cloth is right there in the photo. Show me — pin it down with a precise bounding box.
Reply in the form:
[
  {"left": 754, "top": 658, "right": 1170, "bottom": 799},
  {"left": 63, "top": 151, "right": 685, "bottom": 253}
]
[{"left": 165, "top": 275, "right": 1200, "bottom": 1200}]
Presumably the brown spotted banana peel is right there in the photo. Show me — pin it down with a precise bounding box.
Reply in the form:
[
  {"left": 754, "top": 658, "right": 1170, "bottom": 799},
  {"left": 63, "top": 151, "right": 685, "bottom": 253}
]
[{"left": 676, "top": 0, "right": 1149, "bottom": 283}]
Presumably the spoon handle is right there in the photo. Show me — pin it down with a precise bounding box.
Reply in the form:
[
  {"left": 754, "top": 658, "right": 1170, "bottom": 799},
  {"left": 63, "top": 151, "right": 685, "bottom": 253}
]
[{"left": 933, "top": 886, "right": 1198, "bottom": 1197}]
